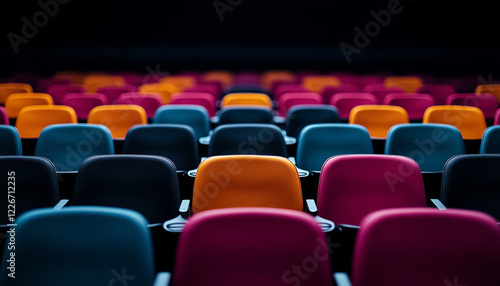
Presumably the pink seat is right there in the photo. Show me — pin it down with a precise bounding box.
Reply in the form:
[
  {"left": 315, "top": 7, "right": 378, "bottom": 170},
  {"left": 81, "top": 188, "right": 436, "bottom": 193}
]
[
  {"left": 446, "top": 93, "right": 498, "bottom": 119},
  {"left": 350, "top": 208, "right": 500, "bottom": 286},
  {"left": 270, "top": 79, "right": 297, "bottom": 94},
  {"left": 173, "top": 208, "right": 332, "bottom": 286},
  {"left": 321, "top": 84, "right": 361, "bottom": 104},
  {"left": 273, "top": 84, "right": 310, "bottom": 101},
  {"left": 0, "top": 106, "right": 8, "bottom": 125},
  {"left": 96, "top": 84, "right": 136, "bottom": 104},
  {"left": 416, "top": 84, "right": 455, "bottom": 105},
  {"left": 279, "top": 92, "right": 322, "bottom": 116},
  {"left": 116, "top": 92, "right": 163, "bottom": 118},
  {"left": 383, "top": 93, "right": 435, "bottom": 121},
  {"left": 47, "top": 84, "right": 85, "bottom": 104},
  {"left": 317, "top": 154, "right": 426, "bottom": 226},
  {"left": 62, "top": 93, "right": 108, "bottom": 120},
  {"left": 183, "top": 83, "right": 220, "bottom": 100},
  {"left": 363, "top": 84, "right": 405, "bottom": 104},
  {"left": 170, "top": 92, "right": 217, "bottom": 117},
  {"left": 37, "top": 78, "right": 72, "bottom": 93},
  {"left": 330, "top": 92, "right": 378, "bottom": 120}
]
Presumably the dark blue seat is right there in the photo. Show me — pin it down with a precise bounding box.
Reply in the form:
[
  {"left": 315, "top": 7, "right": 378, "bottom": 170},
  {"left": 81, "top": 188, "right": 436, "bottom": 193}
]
[
  {"left": 123, "top": 124, "right": 199, "bottom": 172},
  {"left": 480, "top": 125, "right": 500, "bottom": 153},
  {"left": 286, "top": 105, "right": 340, "bottom": 138},
  {"left": 208, "top": 124, "right": 287, "bottom": 157},
  {"left": 0, "top": 125, "right": 22, "bottom": 155},
  {"left": 153, "top": 105, "right": 210, "bottom": 139},
  {"left": 217, "top": 106, "right": 274, "bottom": 125},
  {"left": 224, "top": 84, "right": 268, "bottom": 95}
]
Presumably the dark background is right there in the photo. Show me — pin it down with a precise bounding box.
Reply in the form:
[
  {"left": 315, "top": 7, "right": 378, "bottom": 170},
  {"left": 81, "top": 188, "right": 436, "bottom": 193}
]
[{"left": 1, "top": 0, "right": 498, "bottom": 75}]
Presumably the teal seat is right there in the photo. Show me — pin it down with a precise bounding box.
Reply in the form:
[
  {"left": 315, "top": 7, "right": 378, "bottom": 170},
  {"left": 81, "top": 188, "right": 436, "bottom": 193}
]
[
  {"left": 480, "top": 125, "right": 500, "bottom": 154},
  {"left": 153, "top": 105, "right": 210, "bottom": 139},
  {"left": 0, "top": 125, "right": 22, "bottom": 155},
  {"left": 286, "top": 105, "right": 340, "bottom": 138}
]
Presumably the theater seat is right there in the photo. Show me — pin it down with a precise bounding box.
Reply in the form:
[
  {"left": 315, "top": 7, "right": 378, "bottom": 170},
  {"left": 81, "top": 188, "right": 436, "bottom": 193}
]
[
  {"left": 330, "top": 93, "right": 378, "bottom": 120},
  {"left": 0, "top": 126, "right": 22, "bottom": 155},
  {"left": 87, "top": 105, "right": 147, "bottom": 139},
  {"left": 0, "top": 83, "right": 32, "bottom": 104},
  {"left": 216, "top": 106, "right": 274, "bottom": 125},
  {"left": 5, "top": 93, "right": 53, "bottom": 119},
  {"left": 349, "top": 105, "right": 409, "bottom": 139},
  {"left": 15, "top": 105, "right": 78, "bottom": 138},
  {"left": 383, "top": 93, "right": 434, "bottom": 122},
  {"left": 278, "top": 92, "right": 322, "bottom": 116},
  {"left": 116, "top": 92, "right": 163, "bottom": 119},
  {"left": 153, "top": 105, "right": 210, "bottom": 139},
  {"left": 47, "top": 84, "right": 86, "bottom": 104},
  {"left": 61, "top": 93, "right": 108, "bottom": 121},
  {"left": 285, "top": 105, "right": 341, "bottom": 138},
  {"left": 221, "top": 93, "right": 272, "bottom": 108}
]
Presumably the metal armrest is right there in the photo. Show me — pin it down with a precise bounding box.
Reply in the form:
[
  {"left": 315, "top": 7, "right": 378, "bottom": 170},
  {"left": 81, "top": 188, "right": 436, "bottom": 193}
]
[
  {"left": 430, "top": 199, "right": 447, "bottom": 210},
  {"left": 163, "top": 214, "right": 187, "bottom": 233},
  {"left": 273, "top": 115, "right": 286, "bottom": 124},
  {"left": 153, "top": 272, "right": 171, "bottom": 286},
  {"left": 53, "top": 199, "right": 69, "bottom": 210},
  {"left": 198, "top": 131, "right": 213, "bottom": 145},
  {"left": 288, "top": 157, "right": 309, "bottom": 177},
  {"left": 334, "top": 272, "right": 352, "bottom": 286}
]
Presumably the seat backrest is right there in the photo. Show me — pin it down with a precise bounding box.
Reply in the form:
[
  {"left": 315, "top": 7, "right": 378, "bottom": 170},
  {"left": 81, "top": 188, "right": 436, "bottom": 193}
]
[
  {"left": 416, "top": 84, "right": 455, "bottom": 105},
  {"left": 302, "top": 75, "right": 340, "bottom": 92},
  {"left": 192, "top": 155, "right": 303, "bottom": 213},
  {"left": 0, "top": 126, "right": 22, "bottom": 155},
  {"left": 330, "top": 92, "right": 378, "bottom": 119},
  {"left": 0, "top": 156, "right": 59, "bottom": 225},
  {"left": 476, "top": 84, "right": 500, "bottom": 103},
  {"left": 174, "top": 208, "right": 331, "bottom": 286},
  {"left": 481, "top": 125, "right": 500, "bottom": 153},
  {"left": 35, "top": 124, "right": 114, "bottom": 171},
  {"left": 349, "top": 105, "right": 409, "bottom": 138},
  {"left": 95, "top": 84, "right": 137, "bottom": 103},
  {"left": 83, "top": 75, "right": 126, "bottom": 92},
  {"left": 446, "top": 93, "right": 498, "bottom": 119},
  {"left": 153, "top": 105, "right": 210, "bottom": 138},
  {"left": 218, "top": 106, "right": 274, "bottom": 125},
  {"left": 5, "top": 93, "right": 54, "bottom": 118},
  {"left": 161, "top": 75, "right": 197, "bottom": 90},
  {"left": 0, "top": 83, "right": 32, "bottom": 104},
  {"left": 286, "top": 105, "right": 341, "bottom": 138},
  {"left": 139, "top": 83, "right": 180, "bottom": 104},
  {"left": 221, "top": 93, "right": 272, "bottom": 108},
  {"left": 278, "top": 92, "right": 323, "bottom": 116},
  {"left": 0, "top": 106, "right": 8, "bottom": 125},
  {"left": 297, "top": 124, "right": 373, "bottom": 171},
  {"left": 0, "top": 206, "right": 155, "bottom": 286},
  {"left": 16, "top": 105, "right": 78, "bottom": 138},
  {"left": 37, "top": 77, "right": 72, "bottom": 93},
  {"left": 383, "top": 76, "right": 423, "bottom": 93},
  {"left": 441, "top": 154, "right": 500, "bottom": 220},
  {"left": 352, "top": 208, "right": 500, "bottom": 286},
  {"left": 116, "top": 92, "right": 163, "bottom": 118},
  {"left": 383, "top": 93, "right": 435, "bottom": 121},
  {"left": 72, "top": 155, "right": 180, "bottom": 223},
  {"left": 183, "top": 83, "right": 220, "bottom": 99},
  {"left": 87, "top": 105, "right": 147, "bottom": 139},
  {"left": 170, "top": 92, "right": 217, "bottom": 116},
  {"left": 61, "top": 93, "right": 108, "bottom": 120},
  {"left": 321, "top": 84, "right": 361, "bottom": 104},
  {"left": 363, "top": 84, "right": 405, "bottom": 103},
  {"left": 208, "top": 124, "right": 287, "bottom": 157},
  {"left": 317, "top": 154, "right": 426, "bottom": 225},
  {"left": 385, "top": 123, "right": 465, "bottom": 172},
  {"left": 122, "top": 124, "right": 199, "bottom": 171},
  {"left": 273, "top": 84, "right": 309, "bottom": 101},
  {"left": 47, "top": 84, "right": 86, "bottom": 104},
  {"left": 422, "top": 105, "right": 486, "bottom": 139}
]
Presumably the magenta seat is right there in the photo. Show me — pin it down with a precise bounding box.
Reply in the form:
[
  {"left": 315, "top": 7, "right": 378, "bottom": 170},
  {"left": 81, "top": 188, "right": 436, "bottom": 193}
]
[
  {"left": 37, "top": 78, "right": 72, "bottom": 93},
  {"left": 279, "top": 92, "right": 322, "bottom": 116},
  {"left": 170, "top": 92, "right": 217, "bottom": 117},
  {"left": 363, "top": 84, "right": 405, "bottom": 104},
  {"left": 274, "top": 84, "right": 310, "bottom": 101},
  {"left": 350, "top": 208, "right": 500, "bottom": 286},
  {"left": 383, "top": 93, "right": 435, "bottom": 121},
  {"left": 183, "top": 83, "right": 220, "bottom": 100},
  {"left": 96, "top": 84, "right": 136, "bottom": 104},
  {"left": 416, "top": 84, "right": 455, "bottom": 105},
  {"left": 321, "top": 84, "right": 361, "bottom": 104},
  {"left": 330, "top": 92, "right": 378, "bottom": 120},
  {"left": 234, "top": 73, "right": 261, "bottom": 85},
  {"left": 173, "top": 208, "right": 332, "bottom": 286},
  {"left": 116, "top": 92, "right": 163, "bottom": 118},
  {"left": 270, "top": 79, "right": 297, "bottom": 94},
  {"left": 0, "top": 106, "right": 8, "bottom": 125},
  {"left": 317, "top": 155, "right": 426, "bottom": 226},
  {"left": 47, "top": 84, "right": 86, "bottom": 104},
  {"left": 62, "top": 93, "right": 108, "bottom": 120},
  {"left": 447, "top": 93, "right": 498, "bottom": 119}
]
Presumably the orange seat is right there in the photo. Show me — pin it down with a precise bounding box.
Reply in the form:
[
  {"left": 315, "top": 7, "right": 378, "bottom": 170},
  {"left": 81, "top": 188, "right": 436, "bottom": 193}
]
[
  {"left": 5, "top": 93, "right": 53, "bottom": 118},
  {"left": 202, "top": 71, "right": 234, "bottom": 87},
  {"left": 83, "top": 75, "right": 125, "bottom": 92},
  {"left": 302, "top": 75, "right": 340, "bottom": 93},
  {"left": 192, "top": 155, "right": 303, "bottom": 214},
  {"left": 87, "top": 105, "right": 147, "bottom": 139},
  {"left": 349, "top": 105, "right": 409, "bottom": 138},
  {"left": 53, "top": 71, "right": 86, "bottom": 84},
  {"left": 160, "top": 75, "right": 196, "bottom": 91},
  {"left": 261, "top": 70, "right": 295, "bottom": 89},
  {"left": 423, "top": 105, "right": 486, "bottom": 139},
  {"left": 220, "top": 93, "right": 272, "bottom": 108},
  {"left": 476, "top": 84, "right": 500, "bottom": 103},
  {"left": 0, "top": 83, "right": 33, "bottom": 104},
  {"left": 139, "top": 83, "right": 180, "bottom": 104},
  {"left": 16, "top": 105, "right": 77, "bottom": 138},
  {"left": 383, "top": 76, "right": 423, "bottom": 93}
]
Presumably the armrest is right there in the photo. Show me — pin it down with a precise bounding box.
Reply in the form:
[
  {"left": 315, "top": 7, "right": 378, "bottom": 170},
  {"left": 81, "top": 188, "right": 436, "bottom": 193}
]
[
  {"left": 179, "top": 199, "right": 190, "bottom": 213},
  {"left": 153, "top": 272, "right": 171, "bottom": 286},
  {"left": 288, "top": 157, "right": 310, "bottom": 177},
  {"left": 306, "top": 199, "right": 317, "bottom": 214},
  {"left": 334, "top": 272, "right": 352, "bottom": 286},
  {"left": 305, "top": 200, "right": 336, "bottom": 232},
  {"left": 430, "top": 199, "right": 447, "bottom": 210},
  {"left": 187, "top": 158, "right": 207, "bottom": 177},
  {"left": 198, "top": 131, "right": 213, "bottom": 145},
  {"left": 163, "top": 214, "right": 187, "bottom": 233},
  {"left": 273, "top": 115, "right": 286, "bottom": 124},
  {"left": 53, "top": 199, "right": 69, "bottom": 210}
]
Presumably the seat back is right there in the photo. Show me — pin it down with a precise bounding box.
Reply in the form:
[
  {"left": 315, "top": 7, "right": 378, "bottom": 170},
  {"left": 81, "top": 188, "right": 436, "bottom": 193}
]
[
  {"left": 116, "top": 92, "right": 163, "bottom": 118},
  {"left": 330, "top": 93, "right": 378, "bottom": 119},
  {"left": 5, "top": 93, "right": 53, "bottom": 118},
  {"left": 61, "top": 93, "right": 108, "bottom": 120},
  {"left": 385, "top": 123, "right": 465, "bottom": 172},
  {"left": 352, "top": 208, "right": 500, "bottom": 286},
  {"left": 208, "top": 124, "right": 287, "bottom": 157},
  {"left": 476, "top": 84, "right": 500, "bottom": 103},
  {"left": 481, "top": 125, "right": 500, "bottom": 153},
  {"left": 35, "top": 124, "right": 114, "bottom": 171},
  {"left": 0, "top": 126, "right": 22, "bottom": 155},
  {"left": 363, "top": 84, "right": 405, "bottom": 104},
  {"left": 170, "top": 92, "right": 217, "bottom": 116},
  {"left": 192, "top": 155, "right": 303, "bottom": 213},
  {"left": 16, "top": 105, "right": 78, "bottom": 138},
  {"left": 123, "top": 124, "right": 199, "bottom": 171},
  {"left": 221, "top": 93, "right": 272, "bottom": 108},
  {"left": 95, "top": 84, "right": 137, "bottom": 103},
  {"left": 317, "top": 154, "right": 426, "bottom": 225},
  {"left": 0, "top": 83, "right": 32, "bottom": 104},
  {"left": 273, "top": 84, "right": 309, "bottom": 101},
  {"left": 286, "top": 105, "right": 340, "bottom": 138},
  {"left": 153, "top": 105, "right": 210, "bottom": 138},
  {"left": 297, "top": 124, "right": 373, "bottom": 171},
  {"left": 383, "top": 93, "right": 435, "bottom": 121},
  {"left": 161, "top": 75, "right": 197, "bottom": 90},
  {"left": 302, "top": 75, "right": 340, "bottom": 92},
  {"left": 321, "top": 84, "right": 361, "bottom": 104},
  {"left": 73, "top": 155, "right": 180, "bottom": 223},
  {"left": 139, "top": 83, "right": 180, "bottom": 104},
  {"left": 0, "top": 156, "right": 59, "bottom": 225},
  {"left": 349, "top": 105, "right": 409, "bottom": 138},
  {"left": 174, "top": 208, "right": 331, "bottom": 286},
  {"left": 383, "top": 76, "right": 423, "bottom": 93},
  {"left": 47, "top": 84, "right": 86, "bottom": 104},
  {"left": 87, "top": 105, "right": 147, "bottom": 139},
  {"left": 0, "top": 106, "right": 8, "bottom": 125},
  {"left": 416, "top": 84, "right": 455, "bottom": 104},
  {"left": 278, "top": 92, "right": 323, "bottom": 116},
  {"left": 183, "top": 83, "right": 220, "bottom": 99},
  {"left": 83, "top": 75, "right": 126, "bottom": 92},
  {"left": 446, "top": 93, "right": 498, "bottom": 119},
  {"left": 218, "top": 106, "right": 274, "bottom": 125},
  {"left": 422, "top": 105, "right": 486, "bottom": 139},
  {"left": 0, "top": 207, "right": 155, "bottom": 286}
]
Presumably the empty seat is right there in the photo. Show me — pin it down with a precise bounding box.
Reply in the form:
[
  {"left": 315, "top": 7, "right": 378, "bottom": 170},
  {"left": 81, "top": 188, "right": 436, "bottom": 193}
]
[
  {"left": 349, "top": 105, "right": 409, "bottom": 138},
  {"left": 173, "top": 208, "right": 331, "bottom": 286},
  {"left": 286, "top": 105, "right": 341, "bottom": 138},
  {"left": 37, "top": 77, "right": 72, "bottom": 93},
  {"left": 330, "top": 93, "right": 378, "bottom": 120},
  {"left": 0, "top": 126, "right": 22, "bottom": 155},
  {"left": 297, "top": 124, "right": 373, "bottom": 172},
  {"left": 217, "top": 106, "right": 274, "bottom": 125},
  {"left": 83, "top": 75, "right": 126, "bottom": 92},
  {"left": 383, "top": 76, "right": 423, "bottom": 93},
  {"left": 35, "top": 124, "right": 114, "bottom": 171},
  {"left": 273, "top": 84, "right": 310, "bottom": 101},
  {"left": 16, "top": 105, "right": 78, "bottom": 138},
  {"left": 202, "top": 71, "right": 234, "bottom": 87},
  {"left": 61, "top": 93, "right": 108, "bottom": 120},
  {"left": 383, "top": 93, "right": 435, "bottom": 121},
  {"left": 47, "top": 84, "right": 86, "bottom": 104},
  {"left": 192, "top": 155, "right": 302, "bottom": 213},
  {"left": 446, "top": 93, "right": 498, "bottom": 120},
  {"left": 481, "top": 125, "right": 500, "bottom": 153},
  {"left": 183, "top": 83, "right": 220, "bottom": 99},
  {"left": 422, "top": 105, "right": 486, "bottom": 139},
  {"left": 416, "top": 84, "right": 455, "bottom": 105},
  {"left": 278, "top": 92, "right": 323, "bottom": 116},
  {"left": 302, "top": 75, "right": 341, "bottom": 93},
  {"left": 221, "top": 93, "right": 272, "bottom": 108},
  {"left": 0, "top": 106, "right": 8, "bottom": 125},
  {"left": 73, "top": 155, "right": 180, "bottom": 224},
  {"left": 116, "top": 92, "right": 163, "bottom": 119},
  {"left": 122, "top": 124, "right": 199, "bottom": 172},
  {"left": 95, "top": 84, "right": 137, "bottom": 103},
  {"left": 87, "top": 105, "right": 147, "bottom": 139},
  {"left": 5, "top": 93, "right": 53, "bottom": 119},
  {"left": 139, "top": 83, "right": 180, "bottom": 104},
  {"left": 170, "top": 92, "right": 217, "bottom": 117},
  {"left": 262, "top": 70, "right": 295, "bottom": 89},
  {"left": 476, "top": 84, "right": 500, "bottom": 103},
  {"left": 363, "top": 84, "right": 405, "bottom": 104},
  {"left": 153, "top": 105, "right": 210, "bottom": 139},
  {"left": 321, "top": 84, "right": 361, "bottom": 104},
  {"left": 0, "top": 83, "right": 32, "bottom": 104},
  {"left": 160, "top": 75, "right": 197, "bottom": 90}
]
